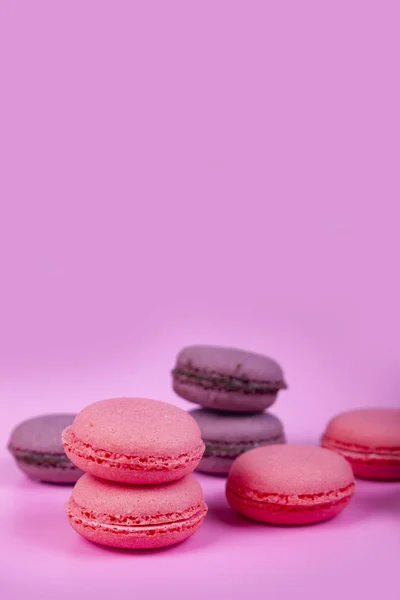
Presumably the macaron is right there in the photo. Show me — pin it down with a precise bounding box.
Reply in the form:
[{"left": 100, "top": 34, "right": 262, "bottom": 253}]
[
  {"left": 321, "top": 408, "right": 400, "bottom": 480},
  {"left": 66, "top": 473, "right": 208, "bottom": 549},
  {"left": 172, "top": 345, "right": 287, "bottom": 412},
  {"left": 226, "top": 445, "right": 355, "bottom": 525},
  {"left": 8, "top": 414, "right": 84, "bottom": 484},
  {"left": 62, "top": 397, "right": 205, "bottom": 484},
  {"left": 190, "top": 408, "right": 286, "bottom": 475}
]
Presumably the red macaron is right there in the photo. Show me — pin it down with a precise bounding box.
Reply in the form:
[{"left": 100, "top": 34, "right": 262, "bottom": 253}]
[
  {"left": 67, "top": 473, "right": 208, "bottom": 549},
  {"left": 226, "top": 444, "right": 355, "bottom": 525},
  {"left": 321, "top": 408, "right": 400, "bottom": 480},
  {"left": 62, "top": 397, "right": 205, "bottom": 484}
]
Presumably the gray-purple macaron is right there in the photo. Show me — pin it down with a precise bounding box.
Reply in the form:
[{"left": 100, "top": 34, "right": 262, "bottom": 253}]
[
  {"left": 172, "top": 345, "right": 287, "bottom": 412},
  {"left": 8, "top": 414, "right": 84, "bottom": 484},
  {"left": 190, "top": 408, "right": 286, "bottom": 474}
]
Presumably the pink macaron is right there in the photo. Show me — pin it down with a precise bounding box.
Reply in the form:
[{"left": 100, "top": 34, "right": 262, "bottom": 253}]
[
  {"left": 226, "top": 445, "right": 355, "bottom": 525},
  {"left": 321, "top": 408, "right": 400, "bottom": 480},
  {"left": 62, "top": 397, "right": 205, "bottom": 484},
  {"left": 67, "top": 473, "right": 208, "bottom": 549}
]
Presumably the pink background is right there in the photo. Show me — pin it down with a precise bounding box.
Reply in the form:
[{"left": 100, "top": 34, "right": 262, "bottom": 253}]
[{"left": 0, "top": 1, "right": 399, "bottom": 598}]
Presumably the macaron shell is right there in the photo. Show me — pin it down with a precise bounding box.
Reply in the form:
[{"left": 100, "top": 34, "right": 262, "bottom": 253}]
[
  {"left": 229, "top": 445, "right": 354, "bottom": 495},
  {"left": 63, "top": 397, "right": 205, "bottom": 484},
  {"left": 14, "top": 461, "right": 83, "bottom": 484},
  {"left": 69, "top": 397, "right": 202, "bottom": 456},
  {"left": 174, "top": 381, "right": 277, "bottom": 412},
  {"left": 67, "top": 474, "right": 208, "bottom": 549},
  {"left": 8, "top": 414, "right": 78, "bottom": 454},
  {"left": 226, "top": 445, "right": 355, "bottom": 525},
  {"left": 322, "top": 408, "right": 400, "bottom": 449},
  {"left": 71, "top": 471, "right": 204, "bottom": 517},
  {"left": 189, "top": 408, "right": 285, "bottom": 443},
  {"left": 175, "top": 345, "right": 285, "bottom": 382}
]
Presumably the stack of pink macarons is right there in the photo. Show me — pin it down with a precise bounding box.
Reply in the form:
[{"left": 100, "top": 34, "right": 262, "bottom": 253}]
[
  {"left": 171, "top": 344, "right": 288, "bottom": 475},
  {"left": 61, "top": 397, "right": 208, "bottom": 549}
]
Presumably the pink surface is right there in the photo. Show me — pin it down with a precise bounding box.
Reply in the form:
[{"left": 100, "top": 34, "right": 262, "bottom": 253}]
[
  {"left": 226, "top": 445, "right": 355, "bottom": 524},
  {"left": 67, "top": 473, "right": 207, "bottom": 549},
  {"left": 1, "top": 0, "right": 400, "bottom": 598},
  {"left": 62, "top": 397, "right": 204, "bottom": 483}
]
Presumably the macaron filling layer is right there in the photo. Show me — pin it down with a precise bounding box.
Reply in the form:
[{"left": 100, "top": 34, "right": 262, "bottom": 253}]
[
  {"left": 9, "top": 448, "right": 77, "bottom": 469},
  {"left": 322, "top": 437, "right": 400, "bottom": 465},
  {"left": 172, "top": 367, "right": 286, "bottom": 394},
  {"left": 226, "top": 481, "right": 355, "bottom": 509},
  {"left": 67, "top": 497, "right": 208, "bottom": 537},
  {"left": 63, "top": 427, "right": 205, "bottom": 473},
  {"left": 322, "top": 436, "right": 400, "bottom": 456},
  {"left": 203, "top": 436, "right": 285, "bottom": 458},
  {"left": 226, "top": 489, "right": 352, "bottom": 516}
]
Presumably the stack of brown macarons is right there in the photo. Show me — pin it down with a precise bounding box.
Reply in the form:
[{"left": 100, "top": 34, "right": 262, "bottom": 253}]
[
  {"left": 61, "top": 397, "right": 208, "bottom": 549},
  {"left": 171, "top": 345, "right": 288, "bottom": 475}
]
